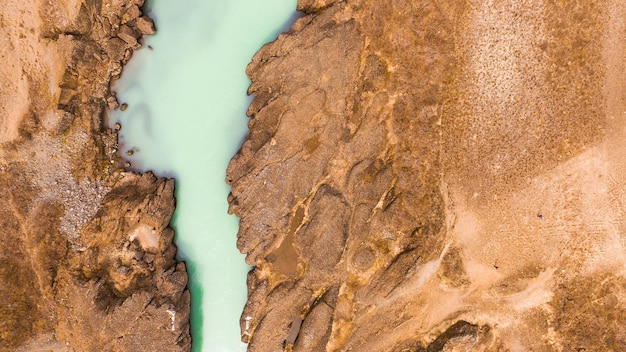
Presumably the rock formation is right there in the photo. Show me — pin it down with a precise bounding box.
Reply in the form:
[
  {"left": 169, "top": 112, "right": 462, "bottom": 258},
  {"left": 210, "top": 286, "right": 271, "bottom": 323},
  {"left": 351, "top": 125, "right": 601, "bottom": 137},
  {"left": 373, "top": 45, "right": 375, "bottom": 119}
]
[
  {"left": 228, "top": 0, "right": 626, "bottom": 350},
  {"left": 0, "top": 0, "right": 190, "bottom": 350}
]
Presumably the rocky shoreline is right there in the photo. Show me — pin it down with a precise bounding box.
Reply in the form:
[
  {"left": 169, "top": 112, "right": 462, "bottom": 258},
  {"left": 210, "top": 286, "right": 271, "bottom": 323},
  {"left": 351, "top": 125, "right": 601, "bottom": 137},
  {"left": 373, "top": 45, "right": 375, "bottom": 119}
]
[
  {"left": 228, "top": 0, "right": 626, "bottom": 350},
  {"left": 4, "top": 0, "right": 626, "bottom": 351},
  {"left": 1, "top": 0, "right": 190, "bottom": 350}
]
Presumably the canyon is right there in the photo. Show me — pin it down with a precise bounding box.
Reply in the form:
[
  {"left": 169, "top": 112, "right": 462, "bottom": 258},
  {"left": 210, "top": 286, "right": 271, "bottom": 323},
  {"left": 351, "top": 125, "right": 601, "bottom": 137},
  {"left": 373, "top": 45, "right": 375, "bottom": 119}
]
[
  {"left": 0, "top": 0, "right": 190, "bottom": 350},
  {"left": 2, "top": 0, "right": 626, "bottom": 351}
]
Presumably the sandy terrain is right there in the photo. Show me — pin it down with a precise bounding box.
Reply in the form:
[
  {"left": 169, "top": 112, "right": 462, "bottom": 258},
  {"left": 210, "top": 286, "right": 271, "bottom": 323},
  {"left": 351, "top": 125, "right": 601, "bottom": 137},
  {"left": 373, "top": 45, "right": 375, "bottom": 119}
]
[{"left": 228, "top": 0, "right": 626, "bottom": 350}]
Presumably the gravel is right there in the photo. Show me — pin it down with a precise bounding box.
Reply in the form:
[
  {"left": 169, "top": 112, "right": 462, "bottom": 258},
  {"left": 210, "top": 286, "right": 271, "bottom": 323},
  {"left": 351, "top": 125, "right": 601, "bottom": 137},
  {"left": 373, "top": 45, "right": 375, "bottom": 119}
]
[{"left": 21, "top": 132, "right": 111, "bottom": 242}]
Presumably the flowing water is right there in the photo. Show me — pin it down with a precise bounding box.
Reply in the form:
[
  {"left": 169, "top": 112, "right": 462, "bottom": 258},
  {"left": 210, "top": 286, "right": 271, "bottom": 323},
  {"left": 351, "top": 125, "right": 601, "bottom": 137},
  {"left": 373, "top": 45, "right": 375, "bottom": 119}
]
[{"left": 109, "top": 1, "right": 297, "bottom": 351}]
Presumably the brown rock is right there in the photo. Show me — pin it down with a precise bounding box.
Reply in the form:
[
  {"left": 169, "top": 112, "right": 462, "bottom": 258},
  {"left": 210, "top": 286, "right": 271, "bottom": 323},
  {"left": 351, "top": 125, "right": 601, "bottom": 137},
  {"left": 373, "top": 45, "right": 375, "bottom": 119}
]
[
  {"left": 107, "top": 95, "right": 120, "bottom": 110},
  {"left": 0, "top": 0, "right": 190, "bottom": 351},
  {"left": 117, "top": 24, "right": 138, "bottom": 46},
  {"left": 57, "top": 88, "right": 75, "bottom": 108},
  {"left": 296, "top": 0, "right": 341, "bottom": 13},
  {"left": 136, "top": 16, "right": 156, "bottom": 35},
  {"left": 228, "top": 0, "right": 626, "bottom": 351},
  {"left": 106, "top": 37, "right": 127, "bottom": 61}
]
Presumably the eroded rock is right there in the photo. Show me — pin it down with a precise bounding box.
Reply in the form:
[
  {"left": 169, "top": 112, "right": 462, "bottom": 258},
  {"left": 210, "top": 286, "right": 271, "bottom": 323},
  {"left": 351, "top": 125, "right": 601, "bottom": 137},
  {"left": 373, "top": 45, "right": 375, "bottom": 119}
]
[
  {"left": 0, "top": 0, "right": 189, "bottom": 351},
  {"left": 117, "top": 24, "right": 139, "bottom": 46},
  {"left": 228, "top": 0, "right": 626, "bottom": 350}
]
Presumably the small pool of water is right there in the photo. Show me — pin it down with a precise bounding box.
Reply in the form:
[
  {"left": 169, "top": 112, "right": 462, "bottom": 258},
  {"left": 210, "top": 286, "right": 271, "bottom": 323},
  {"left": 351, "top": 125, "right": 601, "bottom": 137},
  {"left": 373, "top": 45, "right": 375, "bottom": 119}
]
[{"left": 109, "top": 1, "right": 297, "bottom": 351}]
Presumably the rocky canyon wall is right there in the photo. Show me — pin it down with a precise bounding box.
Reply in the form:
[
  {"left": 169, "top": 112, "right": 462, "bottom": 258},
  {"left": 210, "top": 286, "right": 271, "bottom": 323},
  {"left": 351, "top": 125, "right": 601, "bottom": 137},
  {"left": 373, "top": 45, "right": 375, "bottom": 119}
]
[
  {"left": 0, "top": 0, "right": 190, "bottom": 350},
  {"left": 228, "top": 0, "right": 626, "bottom": 350}
]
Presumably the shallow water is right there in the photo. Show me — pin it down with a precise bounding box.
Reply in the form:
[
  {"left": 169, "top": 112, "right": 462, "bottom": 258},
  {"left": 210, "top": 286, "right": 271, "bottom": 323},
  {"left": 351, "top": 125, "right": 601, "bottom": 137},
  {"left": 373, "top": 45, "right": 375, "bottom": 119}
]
[{"left": 109, "top": 2, "right": 297, "bottom": 351}]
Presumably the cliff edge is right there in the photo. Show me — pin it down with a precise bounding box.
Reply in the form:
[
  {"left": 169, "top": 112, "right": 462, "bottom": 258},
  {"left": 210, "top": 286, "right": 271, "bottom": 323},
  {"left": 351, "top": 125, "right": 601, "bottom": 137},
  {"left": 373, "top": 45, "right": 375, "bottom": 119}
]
[
  {"left": 228, "top": 0, "right": 626, "bottom": 350},
  {"left": 0, "top": 0, "right": 190, "bottom": 350}
]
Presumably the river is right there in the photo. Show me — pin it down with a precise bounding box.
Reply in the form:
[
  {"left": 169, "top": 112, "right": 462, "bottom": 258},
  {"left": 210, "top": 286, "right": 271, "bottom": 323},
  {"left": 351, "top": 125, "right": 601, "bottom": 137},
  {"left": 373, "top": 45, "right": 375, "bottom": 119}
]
[{"left": 108, "top": 1, "right": 297, "bottom": 351}]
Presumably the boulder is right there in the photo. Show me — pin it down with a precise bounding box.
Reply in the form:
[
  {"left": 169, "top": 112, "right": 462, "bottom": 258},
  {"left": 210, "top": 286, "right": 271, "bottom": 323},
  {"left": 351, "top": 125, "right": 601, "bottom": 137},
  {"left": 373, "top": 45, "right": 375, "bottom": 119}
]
[
  {"left": 136, "top": 16, "right": 156, "bottom": 35},
  {"left": 117, "top": 24, "right": 138, "bottom": 46}
]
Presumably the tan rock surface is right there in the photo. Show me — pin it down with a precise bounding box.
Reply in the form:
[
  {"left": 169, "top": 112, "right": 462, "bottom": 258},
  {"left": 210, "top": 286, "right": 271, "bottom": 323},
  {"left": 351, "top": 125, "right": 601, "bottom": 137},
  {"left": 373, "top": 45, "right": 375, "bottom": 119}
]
[
  {"left": 0, "top": 0, "right": 190, "bottom": 350},
  {"left": 228, "top": 0, "right": 626, "bottom": 350}
]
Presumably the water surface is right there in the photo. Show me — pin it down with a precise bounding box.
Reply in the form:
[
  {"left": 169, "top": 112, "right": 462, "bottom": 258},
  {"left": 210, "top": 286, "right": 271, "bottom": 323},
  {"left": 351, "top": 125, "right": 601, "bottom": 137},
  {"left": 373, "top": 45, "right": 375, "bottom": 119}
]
[{"left": 109, "top": 2, "right": 297, "bottom": 351}]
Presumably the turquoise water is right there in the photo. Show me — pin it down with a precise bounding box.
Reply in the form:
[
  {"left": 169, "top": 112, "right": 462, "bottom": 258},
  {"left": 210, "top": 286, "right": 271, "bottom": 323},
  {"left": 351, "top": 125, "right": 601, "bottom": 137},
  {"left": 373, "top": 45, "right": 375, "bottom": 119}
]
[{"left": 109, "top": 2, "right": 297, "bottom": 351}]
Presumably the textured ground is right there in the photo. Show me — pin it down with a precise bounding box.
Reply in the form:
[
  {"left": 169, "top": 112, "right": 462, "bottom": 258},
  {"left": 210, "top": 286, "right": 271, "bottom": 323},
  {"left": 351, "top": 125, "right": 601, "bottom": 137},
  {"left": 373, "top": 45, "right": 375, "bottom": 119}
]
[
  {"left": 0, "top": 0, "right": 190, "bottom": 350},
  {"left": 3, "top": 0, "right": 626, "bottom": 350},
  {"left": 228, "top": 0, "right": 626, "bottom": 350}
]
